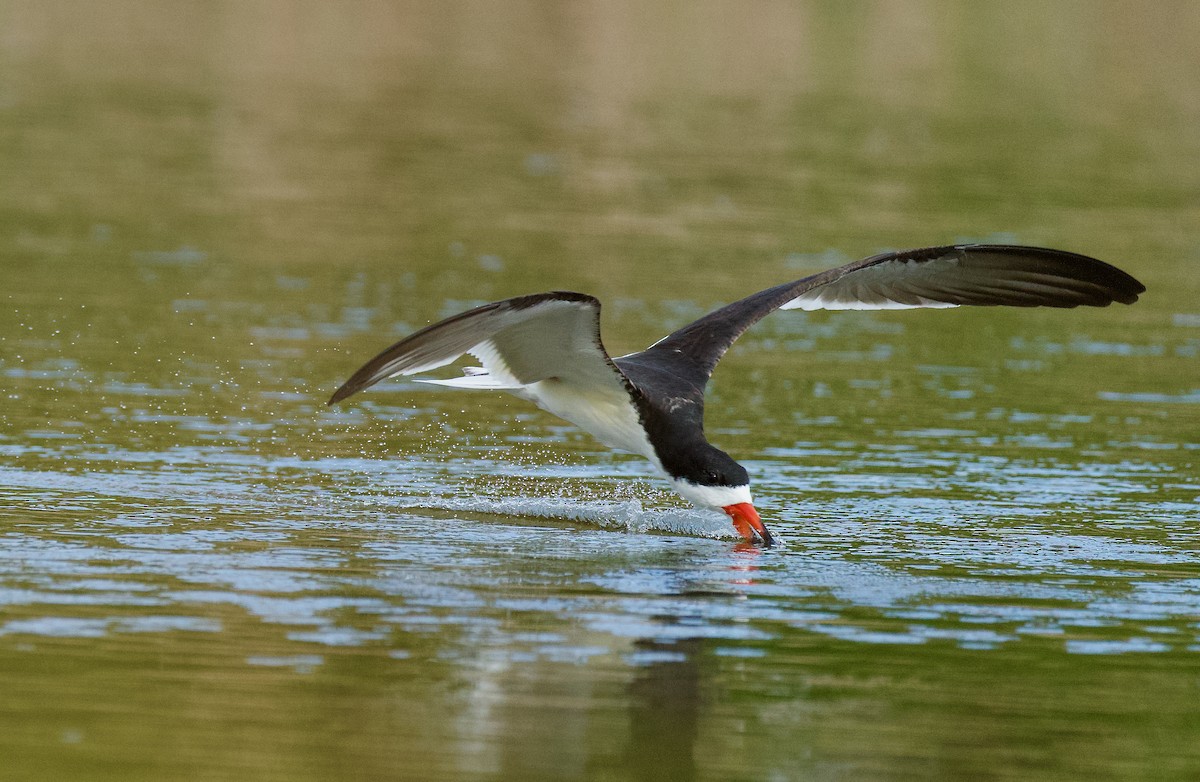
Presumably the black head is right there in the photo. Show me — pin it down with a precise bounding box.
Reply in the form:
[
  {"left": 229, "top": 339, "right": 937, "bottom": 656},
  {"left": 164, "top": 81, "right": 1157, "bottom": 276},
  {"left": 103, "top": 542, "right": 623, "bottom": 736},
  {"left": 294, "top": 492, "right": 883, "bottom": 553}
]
[
  {"left": 664, "top": 443, "right": 753, "bottom": 509},
  {"left": 683, "top": 446, "right": 749, "bottom": 487}
]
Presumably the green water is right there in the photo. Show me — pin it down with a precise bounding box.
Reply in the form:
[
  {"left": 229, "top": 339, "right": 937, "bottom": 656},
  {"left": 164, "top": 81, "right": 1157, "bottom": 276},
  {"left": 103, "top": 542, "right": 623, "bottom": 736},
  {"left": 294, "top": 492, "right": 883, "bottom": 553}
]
[{"left": 2, "top": 4, "right": 1199, "bottom": 780}]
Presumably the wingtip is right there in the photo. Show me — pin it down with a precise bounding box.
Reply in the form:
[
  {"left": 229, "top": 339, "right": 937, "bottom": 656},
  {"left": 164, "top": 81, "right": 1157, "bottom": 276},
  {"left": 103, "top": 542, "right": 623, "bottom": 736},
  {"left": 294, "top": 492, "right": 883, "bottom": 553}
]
[
  {"left": 327, "top": 384, "right": 354, "bottom": 406},
  {"left": 1109, "top": 274, "right": 1146, "bottom": 306},
  {"left": 1125, "top": 277, "right": 1148, "bottom": 304}
]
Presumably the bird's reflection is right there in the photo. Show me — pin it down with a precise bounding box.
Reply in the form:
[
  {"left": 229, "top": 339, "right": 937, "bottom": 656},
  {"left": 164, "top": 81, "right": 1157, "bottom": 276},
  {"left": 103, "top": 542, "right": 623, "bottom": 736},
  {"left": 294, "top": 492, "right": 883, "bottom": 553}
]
[
  {"left": 622, "top": 544, "right": 767, "bottom": 778},
  {"left": 729, "top": 542, "right": 764, "bottom": 584},
  {"left": 625, "top": 636, "right": 704, "bottom": 782}
]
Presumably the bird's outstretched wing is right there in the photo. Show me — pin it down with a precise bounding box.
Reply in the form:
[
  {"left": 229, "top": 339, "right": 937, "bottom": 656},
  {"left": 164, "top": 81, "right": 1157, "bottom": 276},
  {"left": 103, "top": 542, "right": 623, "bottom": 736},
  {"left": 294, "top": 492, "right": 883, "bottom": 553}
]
[
  {"left": 634, "top": 244, "right": 1145, "bottom": 386},
  {"left": 328, "top": 291, "right": 629, "bottom": 404}
]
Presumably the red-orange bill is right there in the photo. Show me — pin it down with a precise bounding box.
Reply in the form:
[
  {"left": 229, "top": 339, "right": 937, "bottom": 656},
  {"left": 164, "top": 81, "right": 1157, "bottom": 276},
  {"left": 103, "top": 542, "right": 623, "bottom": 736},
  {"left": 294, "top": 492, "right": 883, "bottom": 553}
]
[{"left": 722, "top": 502, "right": 774, "bottom": 546}]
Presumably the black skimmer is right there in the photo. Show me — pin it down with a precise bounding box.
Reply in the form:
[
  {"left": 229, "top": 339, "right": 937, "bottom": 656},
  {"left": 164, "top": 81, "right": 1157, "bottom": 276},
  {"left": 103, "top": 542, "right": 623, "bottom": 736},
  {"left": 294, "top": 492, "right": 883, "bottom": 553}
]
[{"left": 329, "top": 244, "right": 1144, "bottom": 545}]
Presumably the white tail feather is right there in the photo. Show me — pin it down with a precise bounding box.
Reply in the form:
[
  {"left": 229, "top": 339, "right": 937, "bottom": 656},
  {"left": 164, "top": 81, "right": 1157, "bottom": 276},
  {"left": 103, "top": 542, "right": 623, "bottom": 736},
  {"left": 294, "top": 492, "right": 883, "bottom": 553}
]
[{"left": 414, "top": 374, "right": 522, "bottom": 390}]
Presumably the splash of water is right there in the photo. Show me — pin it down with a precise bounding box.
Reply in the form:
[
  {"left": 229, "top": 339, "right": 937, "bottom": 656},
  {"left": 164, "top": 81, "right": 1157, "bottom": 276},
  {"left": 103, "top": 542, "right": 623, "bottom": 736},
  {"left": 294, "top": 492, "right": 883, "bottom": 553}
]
[{"left": 378, "top": 495, "right": 740, "bottom": 539}]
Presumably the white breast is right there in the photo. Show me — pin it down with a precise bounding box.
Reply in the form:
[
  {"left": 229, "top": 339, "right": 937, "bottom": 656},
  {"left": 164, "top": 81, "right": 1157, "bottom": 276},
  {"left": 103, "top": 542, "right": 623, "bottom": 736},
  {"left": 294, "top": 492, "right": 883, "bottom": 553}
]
[{"left": 522, "top": 379, "right": 663, "bottom": 471}]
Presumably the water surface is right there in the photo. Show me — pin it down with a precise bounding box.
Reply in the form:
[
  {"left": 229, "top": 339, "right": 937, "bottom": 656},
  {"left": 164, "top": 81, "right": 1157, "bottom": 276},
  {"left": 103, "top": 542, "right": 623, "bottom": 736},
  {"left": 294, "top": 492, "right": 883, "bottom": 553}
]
[{"left": 3, "top": 4, "right": 1200, "bottom": 780}]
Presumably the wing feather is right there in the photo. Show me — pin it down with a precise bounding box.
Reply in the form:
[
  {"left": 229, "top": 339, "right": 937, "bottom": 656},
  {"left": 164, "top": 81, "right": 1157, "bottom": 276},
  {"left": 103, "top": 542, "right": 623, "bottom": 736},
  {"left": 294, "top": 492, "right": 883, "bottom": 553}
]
[
  {"left": 637, "top": 244, "right": 1144, "bottom": 385},
  {"left": 328, "top": 292, "right": 625, "bottom": 404}
]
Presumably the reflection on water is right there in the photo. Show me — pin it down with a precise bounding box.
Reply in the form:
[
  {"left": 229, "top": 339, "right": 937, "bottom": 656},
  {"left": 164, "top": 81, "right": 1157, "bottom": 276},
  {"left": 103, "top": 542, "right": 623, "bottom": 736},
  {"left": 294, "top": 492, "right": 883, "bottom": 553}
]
[{"left": 3, "top": 1, "right": 1200, "bottom": 779}]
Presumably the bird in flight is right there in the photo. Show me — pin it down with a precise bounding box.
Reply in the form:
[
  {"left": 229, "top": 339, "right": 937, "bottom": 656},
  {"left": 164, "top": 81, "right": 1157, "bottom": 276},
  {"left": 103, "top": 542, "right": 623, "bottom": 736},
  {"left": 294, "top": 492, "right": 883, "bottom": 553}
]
[{"left": 330, "top": 244, "right": 1144, "bottom": 545}]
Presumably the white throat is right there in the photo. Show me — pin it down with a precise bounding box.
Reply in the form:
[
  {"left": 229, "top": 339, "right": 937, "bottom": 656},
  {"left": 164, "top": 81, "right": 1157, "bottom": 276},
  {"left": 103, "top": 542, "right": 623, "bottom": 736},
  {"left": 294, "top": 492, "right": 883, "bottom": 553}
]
[{"left": 668, "top": 478, "right": 753, "bottom": 508}]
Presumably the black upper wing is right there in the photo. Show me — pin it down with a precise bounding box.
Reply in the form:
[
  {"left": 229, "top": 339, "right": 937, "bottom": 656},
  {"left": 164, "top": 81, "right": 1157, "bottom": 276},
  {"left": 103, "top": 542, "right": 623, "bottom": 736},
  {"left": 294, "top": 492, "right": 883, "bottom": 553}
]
[{"left": 627, "top": 244, "right": 1144, "bottom": 392}]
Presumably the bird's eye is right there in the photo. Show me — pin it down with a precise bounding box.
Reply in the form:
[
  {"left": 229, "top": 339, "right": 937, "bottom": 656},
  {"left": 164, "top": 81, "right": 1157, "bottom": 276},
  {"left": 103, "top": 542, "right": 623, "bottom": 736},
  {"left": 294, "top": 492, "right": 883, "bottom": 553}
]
[{"left": 703, "top": 470, "right": 720, "bottom": 483}]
